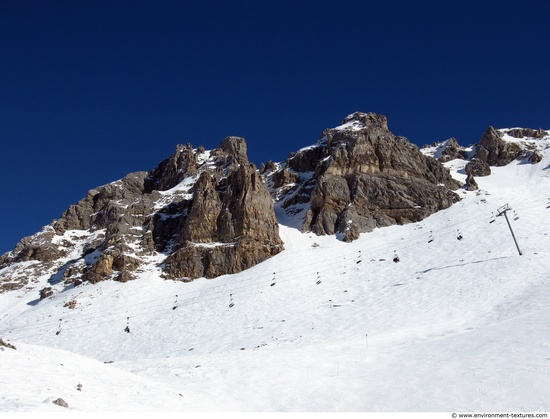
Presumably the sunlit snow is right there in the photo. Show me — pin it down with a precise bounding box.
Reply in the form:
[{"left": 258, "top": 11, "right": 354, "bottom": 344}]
[{"left": 1, "top": 134, "right": 549, "bottom": 412}]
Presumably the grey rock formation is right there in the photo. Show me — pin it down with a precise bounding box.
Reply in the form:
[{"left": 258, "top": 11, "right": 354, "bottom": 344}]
[
  {"left": 468, "top": 126, "right": 546, "bottom": 173},
  {"left": 2, "top": 114, "right": 546, "bottom": 294},
  {"left": 464, "top": 173, "right": 479, "bottom": 191},
  {"left": 438, "top": 138, "right": 468, "bottom": 162},
  {"left": 265, "top": 112, "right": 462, "bottom": 242},
  {"left": 0, "top": 137, "right": 283, "bottom": 291},
  {"left": 506, "top": 128, "right": 546, "bottom": 139},
  {"left": 52, "top": 398, "right": 69, "bottom": 409},
  {"left": 0, "top": 338, "right": 17, "bottom": 350},
  {"left": 465, "top": 158, "right": 491, "bottom": 177},
  {"left": 473, "top": 126, "right": 522, "bottom": 167},
  {"left": 160, "top": 140, "right": 283, "bottom": 279}
]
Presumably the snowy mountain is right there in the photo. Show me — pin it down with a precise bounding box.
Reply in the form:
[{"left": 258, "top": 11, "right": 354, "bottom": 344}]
[
  {"left": 0, "top": 115, "right": 549, "bottom": 412},
  {"left": 0, "top": 136, "right": 283, "bottom": 289},
  {"left": 262, "top": 112, "right": 461, "bottom": 241}
]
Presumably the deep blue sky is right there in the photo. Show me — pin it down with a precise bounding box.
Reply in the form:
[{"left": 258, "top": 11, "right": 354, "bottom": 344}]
[{"left": 1, "top": 0, "right": 549, "bottom": 255}]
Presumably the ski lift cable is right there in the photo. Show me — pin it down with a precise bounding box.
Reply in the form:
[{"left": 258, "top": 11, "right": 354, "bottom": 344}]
[
  {"left": 12, "top": 275, "right": 349, "bottom": 343},
  {"left": 3, "top": 195, "right": 548, "bottom": 337},
  {"left": 2, "top": 211, "right": 533, "bottom": 339},
  {"left": 2, "top": 213, "right": 540, "bottom": 338},
  {"left": 23, "top": 283, "right": 363, "bottom": 352},
  {"left": 4, "top": 257, "right": 350, "bottom": 338}
]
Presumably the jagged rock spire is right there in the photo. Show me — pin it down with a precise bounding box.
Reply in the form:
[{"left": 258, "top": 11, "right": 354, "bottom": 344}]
[{"left": 0, "top": 137, "right": 283, "bottom": 291}]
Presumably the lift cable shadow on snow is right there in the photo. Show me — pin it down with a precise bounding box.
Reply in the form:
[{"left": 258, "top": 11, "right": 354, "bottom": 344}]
[
  {"left": 3, "top": 197, "right": 547, "bottom": 340},
  {"left": 417, "top": 255, "right": 511, "bottom": 274}
]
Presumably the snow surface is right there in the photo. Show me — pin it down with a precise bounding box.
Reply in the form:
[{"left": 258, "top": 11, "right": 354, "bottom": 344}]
[
  {"left": 1, "top": 141, "right": 550, "bottom": 412},
  {"left": 333, "top": 120, "right": 364, "bottom": 131}
]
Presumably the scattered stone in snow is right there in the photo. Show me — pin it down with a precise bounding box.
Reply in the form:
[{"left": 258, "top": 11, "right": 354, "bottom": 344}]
[{"left": 0, "top": 338, "right": 16, "bottom": 350}]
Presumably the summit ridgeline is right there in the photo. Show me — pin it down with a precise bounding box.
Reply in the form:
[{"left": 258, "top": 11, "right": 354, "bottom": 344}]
[{"left": 1, "top": 112, "right": 548, "bottom": 293}]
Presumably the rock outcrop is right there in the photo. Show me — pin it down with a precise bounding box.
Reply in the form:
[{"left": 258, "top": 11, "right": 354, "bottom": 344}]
[
  {"left": 0, "top": 338, "right": 16, "bottom": 350},
  {"left": 0, "top": 137, "right": 283, "bottom": 291},
  {"left": 158, "top": 138, "right": 283, "bottom": 280},
  {"left": 463, "top": 126, "right": 547, "bottom": 178},
  {"left": 464, "top": 173, "right": 479, "bottom": 191},
  {"left": 473, "top": 126, "right": 522, "bottom": 167},
  {"left": 437, "top": 138, "right": 468, "bottom": 162},
  {"left": 264, "top": 112, "right": 462, "bottom": 242},
  {"left": 506, "top": 128, "right": 546, "bottom": 139},
  {"left": 52, "top": 398, "right": 69, "bottom": 409},
  {"left": 465, "top": 157, "right": 491, "bottom": 177},
  {"left": 3, "top": 112, "right": 546, "bottom": 294}
]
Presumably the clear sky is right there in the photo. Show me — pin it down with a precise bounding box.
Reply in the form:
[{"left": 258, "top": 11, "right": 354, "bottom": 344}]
[{"left": 1, "top": 0, "right": 549, "bottom": 255}]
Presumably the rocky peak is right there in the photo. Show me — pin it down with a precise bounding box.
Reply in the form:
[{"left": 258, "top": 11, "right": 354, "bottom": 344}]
[
  {"left": 340, "top": 112, "right": 389, "bottom": 130},
  {"left": 219, "top": 136, "right": 248, "bottom": 165},
  {"left": 4, "top": 113, "right": 546, "bottom": 295},
  {"left": 265, "top": 112, "right": 461, "bottom": 242},
  {"left": 0, "top": 137, "right": 283, "bottom": 293}
]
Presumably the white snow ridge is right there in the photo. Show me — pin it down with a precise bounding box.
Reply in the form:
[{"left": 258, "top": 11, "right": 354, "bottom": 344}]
[{"left": 1, "top": 133, "right": 550, "bottom": 414}]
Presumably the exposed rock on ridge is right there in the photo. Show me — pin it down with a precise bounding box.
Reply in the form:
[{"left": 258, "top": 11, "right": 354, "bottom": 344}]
[
  {"left": 0, "top": 137, "right": 283, "bottom": 292},
  {"left": 3, "top": 113, "right": 547, "bottom": 295},
  {"left": 264, "top": 112, "right": 462, "bottom": 242},
  {"left": 465, "top": 126, "right": 545, "bottom": 176},
  {"left": 421, "top": 137, "right": 472, "bottom": 165}
]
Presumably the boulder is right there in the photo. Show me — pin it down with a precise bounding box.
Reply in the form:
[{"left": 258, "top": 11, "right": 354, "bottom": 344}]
[
  {"left": 39, "top": 287, "right": 54, "bottom": 300},
  {"left": 0, "top": 338, "right": 16, "bottom": 350},
  {"left": 464, "top": 173, "right": 479, "bottom": 191},
  {"left": 465, "top": 158, "right": 491, "bottom": 177},
  {"left": 52, "top": 398, "right": 69, "bottom": 409}
]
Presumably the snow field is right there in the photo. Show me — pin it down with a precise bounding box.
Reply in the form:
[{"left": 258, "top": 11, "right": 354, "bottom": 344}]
[{"left": 0, "top": 153, "right": 549, "bottom": 411}]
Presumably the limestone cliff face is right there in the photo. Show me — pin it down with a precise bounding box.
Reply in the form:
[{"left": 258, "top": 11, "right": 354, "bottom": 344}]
[
  {"left": 159, "top": 139, "right": 283, "bottom": 280},
  {"left": 263, "top": 112, "right": 462, "bottom": 242},
  {"left": 0, "top": 137, "right": 283, "bottom": 292},
  {"left": 465, "top": 126, "right": 546, "bottom": 177}
]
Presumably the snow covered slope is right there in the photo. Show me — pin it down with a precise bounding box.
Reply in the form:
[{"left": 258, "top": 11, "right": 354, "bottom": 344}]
[{"left": 0, "top": 131, "right": 549, "bottom": 412}]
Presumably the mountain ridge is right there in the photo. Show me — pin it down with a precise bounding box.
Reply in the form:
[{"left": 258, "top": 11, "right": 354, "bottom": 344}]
[
  {"left": 1, "top": 112, "right": 548, "bottom": 295},
  {"left": 262, "top": 112, "right": 462, "bottom": 241},
  {"left": 0, "top": 113, "right": 549, "bottom": 411}
]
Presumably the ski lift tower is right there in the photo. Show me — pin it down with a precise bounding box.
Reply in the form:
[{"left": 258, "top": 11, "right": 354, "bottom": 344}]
[{"left": 496, "top": 204, "right": 522, "bottom": 256}]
